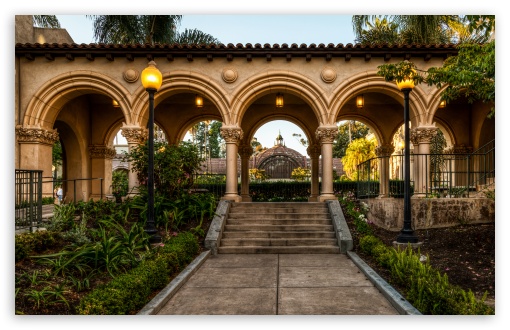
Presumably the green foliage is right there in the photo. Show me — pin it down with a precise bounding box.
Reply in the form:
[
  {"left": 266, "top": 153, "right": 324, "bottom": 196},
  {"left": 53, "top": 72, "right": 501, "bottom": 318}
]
[
  {"left": 333, "top": 121, "right": 370, "bottom": 158},
  {"left": 341, "top": 136, "right": 378, "bottom": 180},
  {"left": 426, "top": 41, "right": 495, "bottom": 117},
  {"left": 377, "top": 41, "right": 495, "bottom": 118},
  {"left": 76, "top": 232, "right": 199, "bottom": 315},
  {"left": 61, "top": 212, "right": 91, "bottom": 246},
  {"left": 33, "top": 218, "right": 150, "bottom": 278},
  {"left": 354, "top": 17, "right": 399, "bottom": 45},
  {"left": 111, "top": 170, "right": 129, "bottom": 199},
  {"left": 357, "top": 234, "right": 494, "bottom": 315},
  {"left": 46, "top": 203, "right": 76, "bottom": 232},
  {"left": 15, "top": 230, "right": 58, "bottom": 262},
  {"left": 52, "top": 141, "right": 63, "bottom": 167},
  {"left": 123, "top": 141, "right": 203, "bottom": 198},
  {"left": 33, "top": 15, "right": 61, "bottom": 28},
  {"left": 352, "top": 15, "right": 492, "bottom": 46}
]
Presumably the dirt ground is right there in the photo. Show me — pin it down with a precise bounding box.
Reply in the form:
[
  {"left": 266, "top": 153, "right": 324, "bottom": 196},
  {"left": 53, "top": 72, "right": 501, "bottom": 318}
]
[{"left": 344, "top": 214, "right": 495, "bottom": 308}]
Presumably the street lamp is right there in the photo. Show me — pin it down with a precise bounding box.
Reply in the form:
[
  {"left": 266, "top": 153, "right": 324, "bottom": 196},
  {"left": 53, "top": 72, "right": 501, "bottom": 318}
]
[
  {"left": 141, "top": 61, "right": 163, "bottom": 243},
  {"left": 396, "top": 74, "right": 419, "bottom": 243}
]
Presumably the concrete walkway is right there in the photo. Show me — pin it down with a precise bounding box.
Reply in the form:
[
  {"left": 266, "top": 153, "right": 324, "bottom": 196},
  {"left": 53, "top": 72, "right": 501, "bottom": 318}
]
[{"left": 141, "top": 253, "right": 419, "bottom": 315}]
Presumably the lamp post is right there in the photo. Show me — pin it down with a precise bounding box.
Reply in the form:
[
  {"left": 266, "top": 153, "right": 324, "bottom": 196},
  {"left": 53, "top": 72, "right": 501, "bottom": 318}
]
[
  {"left": 396, "top": 76, "right": 419, "bottom": 244},
  {"left": 141, "top": 61, "right": 163, "bottom": 243}
]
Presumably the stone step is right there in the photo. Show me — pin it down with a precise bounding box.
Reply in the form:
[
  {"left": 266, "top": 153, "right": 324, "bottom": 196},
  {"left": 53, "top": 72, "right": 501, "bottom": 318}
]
[
  {"left": 230, "top": 202, "right": 327, "bottom": 209},
  {"left": 222, "top": 231, "right": 336, "bottom": 239},
  {"left": 228, "top": 213, "right": 330, "bottom": 220},
  {"left": 229, "top": 208, "right": 330, "bottom": 214},
  {"left": 217, "top": 246, "right": 341, "bottom": 254},
  {"left": 224, "top": 224, "right": 335, "bottom": 232},
  {"left": 226, "top": 218, "right": 332, "bottom": 225},
  {"left": 220, "top": 238, "right": 338, "bottom": 247}
]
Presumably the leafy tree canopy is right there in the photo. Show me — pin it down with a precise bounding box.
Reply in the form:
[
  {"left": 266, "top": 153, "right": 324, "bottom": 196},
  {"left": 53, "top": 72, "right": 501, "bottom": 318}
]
[
  {"left": 341, "top": 136, "right": 377, "bottom": 180},
  {"left": 333, "top": 121, "right": 370, "bottom": 158},
  {"left": 377, "top": 41, "right": 495, "bottom": 117}
]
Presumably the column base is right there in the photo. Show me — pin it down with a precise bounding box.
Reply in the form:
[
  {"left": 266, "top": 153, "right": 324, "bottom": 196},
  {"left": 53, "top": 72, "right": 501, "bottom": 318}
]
[
  {"left": 221, "top": 194, "right": 242, "bottom": 203},
  {"left": 308, "top": 195, "right": 319, "bottom": 202},
  {"left": 318, "top": 194, "right": 337, "bottom": 202},
  {"left": 241, "top": 195, "right": 252, "bottom": 202}
]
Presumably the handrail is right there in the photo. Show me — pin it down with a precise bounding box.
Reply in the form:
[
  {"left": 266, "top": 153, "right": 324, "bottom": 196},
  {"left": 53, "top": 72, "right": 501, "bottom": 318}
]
[{"left": 357, "top": 150, "right": 495, "bottom": 198}]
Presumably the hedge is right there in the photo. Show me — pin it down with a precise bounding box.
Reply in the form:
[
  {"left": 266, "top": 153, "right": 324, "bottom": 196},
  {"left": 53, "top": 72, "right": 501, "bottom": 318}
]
[{"left": 76, "top": 232, "right": 199, "bottom": 315}]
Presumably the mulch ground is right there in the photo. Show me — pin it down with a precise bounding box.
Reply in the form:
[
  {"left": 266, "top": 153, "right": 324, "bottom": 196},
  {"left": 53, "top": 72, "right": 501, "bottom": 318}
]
[{"left": 344, "top": 212, "right": 495, "bottom": 308}]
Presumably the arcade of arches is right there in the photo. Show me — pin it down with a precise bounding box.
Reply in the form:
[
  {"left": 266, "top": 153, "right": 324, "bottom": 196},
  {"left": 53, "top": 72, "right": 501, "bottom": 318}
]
[{"left": 15, "top": 24, "right": 495, "bottom": 203}]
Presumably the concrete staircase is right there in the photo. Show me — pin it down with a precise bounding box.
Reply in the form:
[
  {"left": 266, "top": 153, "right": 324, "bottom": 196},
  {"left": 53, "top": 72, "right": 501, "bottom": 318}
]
[{"left": 217, "top": 202, "right": 340, "bottom": 254}]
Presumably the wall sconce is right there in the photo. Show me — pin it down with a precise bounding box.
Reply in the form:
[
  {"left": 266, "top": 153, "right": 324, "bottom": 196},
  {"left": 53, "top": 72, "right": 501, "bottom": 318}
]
[
  {"left": 438, "top": 100, "right": 446, "bottom": 108},
  {"left": 275, "top": 93, "right": 284, "bottom": 108},
  {"left": 356, "top": 95, "right": 364, "bottom": 109},
  {"left": 112, "top": 99, "right": 120, "bottom": 108},
  {"left": 195, "top": 95, "right": 204, "bottom": 108}
]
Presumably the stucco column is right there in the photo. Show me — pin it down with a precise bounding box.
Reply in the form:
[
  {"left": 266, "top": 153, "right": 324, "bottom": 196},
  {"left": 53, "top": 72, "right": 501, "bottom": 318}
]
[
  {"left": 16, "top": 125, "right": 59, "bottom": 198},
  {"left": 316, "top": 126, "right": 338, "bottom": 201},
  {"left": 220, "top": 126, "right": 243, "bottom": 202},
  {"left": 88, "top": 145, "right": 116, "bottom": 201},
  {"left": 411, "top": 127, "right": 437, "bottom": 195},
  {"left": 375, "top": 144, "right": 395, "bottom": 198},
  {"left": 238, "top": 144, "right": 253, "bottom": 202},
  {"left": 121, "top": 126, "right": 148, "bottom": 195},
  {"left": 307, "top": 143, "right": 321, "bottom": 202}
]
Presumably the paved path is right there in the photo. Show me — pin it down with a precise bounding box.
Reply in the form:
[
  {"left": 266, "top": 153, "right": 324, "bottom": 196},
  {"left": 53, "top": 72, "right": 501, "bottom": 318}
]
[{"left": 155, "top": 254, "right": 400, "bottom": 315}]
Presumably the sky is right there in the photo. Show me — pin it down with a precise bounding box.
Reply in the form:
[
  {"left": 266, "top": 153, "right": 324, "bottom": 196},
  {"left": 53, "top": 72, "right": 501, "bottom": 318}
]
[{"left": 54, "top": 14, "right": 356, "bottom": 155}]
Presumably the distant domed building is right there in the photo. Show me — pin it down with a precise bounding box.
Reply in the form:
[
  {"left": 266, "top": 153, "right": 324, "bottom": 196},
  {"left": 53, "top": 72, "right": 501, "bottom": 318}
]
[{"left": 254, "top": 132, "right": 307, "bottom": 179}]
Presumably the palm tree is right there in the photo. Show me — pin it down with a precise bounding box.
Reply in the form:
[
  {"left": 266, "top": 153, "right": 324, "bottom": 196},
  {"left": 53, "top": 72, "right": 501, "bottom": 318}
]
[
  {"left": 354, "top": 17, "right": 399, "bottom": 45},
  {"left": 88, "top": 15, "right": 219, "bottom": 45},
  {"left": 33, "top": 15, "right": 61, "bottom": 28},
  {"left": 352, "top": 15, "right": 491, "bottom": 45},
  {"left": 175, "top": 28, "right": 219, "bottom": 44}
]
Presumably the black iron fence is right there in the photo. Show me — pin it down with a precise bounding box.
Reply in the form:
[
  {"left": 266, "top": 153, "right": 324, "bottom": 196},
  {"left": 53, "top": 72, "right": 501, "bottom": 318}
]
[
  {"left": 15, "top": 169, "right": 43, "bottom": 231},
  {"left": 357, "top": 145, "right": 495, "bottom": 199}
]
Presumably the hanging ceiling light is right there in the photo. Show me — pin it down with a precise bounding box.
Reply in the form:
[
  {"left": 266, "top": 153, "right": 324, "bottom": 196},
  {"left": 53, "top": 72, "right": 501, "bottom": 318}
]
[
  {"left": 112, "top": 99, "right": 120, "bottom": 107},
  {"left": 356, "top": 95, "right": 364, "bottom": 109},
  {"left": 275, "top": 93, "right": 284, "bottom": 108},
  {"left": 438, "top": 100, "right": 447, "bottom": 108},
  {"left": 195, "top": 95, "right": 204, "bottom": 108}
]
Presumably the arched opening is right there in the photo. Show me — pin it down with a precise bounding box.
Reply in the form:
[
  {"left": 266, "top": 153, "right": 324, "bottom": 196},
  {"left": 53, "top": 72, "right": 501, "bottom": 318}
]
[{"left": 53, "top": 93, "right": 125, "bottom": 201}]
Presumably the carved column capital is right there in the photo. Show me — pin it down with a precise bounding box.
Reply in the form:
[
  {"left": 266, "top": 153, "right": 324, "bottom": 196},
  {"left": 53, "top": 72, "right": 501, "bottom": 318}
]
[
  {"left": 89, "top": 145, "right": 116, "bottom": 159},
  {"left": 220, "top": 127, "right": 243, "bottom": 144},
  {"left": 410, "top": 127, "right": 438, "bottom": 145},
  {"left": 306, "top": 144, "right": 321, "bottom": 158},
  {"left": 121, "top": 126, "right": 148, "bottom": 144},
  {"left": 375, "top": 144, "right": 395, "bottom": 157},
  {"left": 315, "top": 126, "right": 338, "bottom": 144},
  {"left": 238, "top": 144, "right": 253, "bottom": 158},
  {"left": 15, "top": 125, "right": 59, "bottom": 145}
]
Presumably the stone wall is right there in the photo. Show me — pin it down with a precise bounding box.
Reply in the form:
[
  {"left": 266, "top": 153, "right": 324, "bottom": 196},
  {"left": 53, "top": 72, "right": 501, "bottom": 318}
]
[{"left": 367, "top": 197, "right": 495, "bottom": 231}]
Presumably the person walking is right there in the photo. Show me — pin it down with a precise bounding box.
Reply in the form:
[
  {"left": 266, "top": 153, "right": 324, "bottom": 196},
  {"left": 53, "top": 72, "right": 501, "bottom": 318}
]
[{"left": 56, "top": 187, "right": 63, "bottom": 204}]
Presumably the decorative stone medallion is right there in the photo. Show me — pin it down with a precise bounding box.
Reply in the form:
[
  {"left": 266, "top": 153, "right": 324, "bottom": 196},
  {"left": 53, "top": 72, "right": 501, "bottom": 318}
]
[
  {"left": 222, "top": 68, "right": 238, "bottom": 83},
  {"left": 123, "top": 69, "right": 140, "bottom": 83},
  {"left": 320, "top": 67, "right": 337, "bottom": 83}
]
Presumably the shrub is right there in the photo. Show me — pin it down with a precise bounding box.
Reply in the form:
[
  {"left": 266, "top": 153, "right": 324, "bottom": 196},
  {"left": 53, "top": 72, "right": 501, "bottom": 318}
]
[
  {"left": 76, "top": 232, "right": 199, "bottom": 315},
  {"left": 359, "top": 235, "right": 494, "bottom": 315},
  {"left": 15, "top": 230, "right": 58, "bottom": 262}
]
